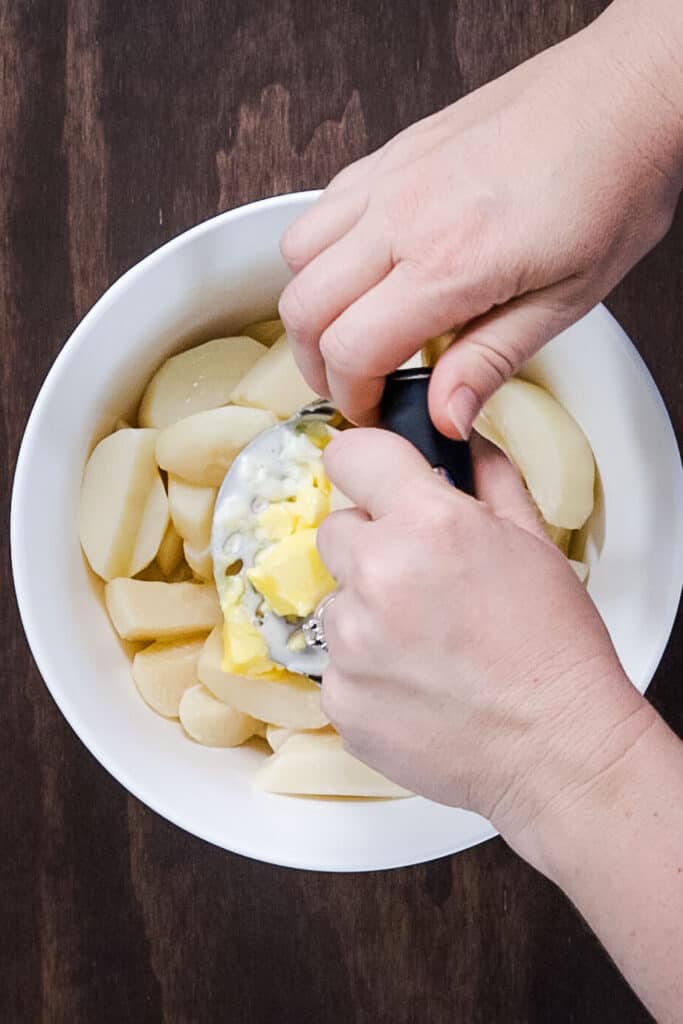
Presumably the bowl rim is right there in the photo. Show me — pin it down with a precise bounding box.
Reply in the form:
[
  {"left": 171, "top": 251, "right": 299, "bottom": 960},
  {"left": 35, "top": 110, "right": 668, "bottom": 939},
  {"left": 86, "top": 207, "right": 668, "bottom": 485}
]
[{"left": 10, "top": 193, "right": 683, "bottom": 872}]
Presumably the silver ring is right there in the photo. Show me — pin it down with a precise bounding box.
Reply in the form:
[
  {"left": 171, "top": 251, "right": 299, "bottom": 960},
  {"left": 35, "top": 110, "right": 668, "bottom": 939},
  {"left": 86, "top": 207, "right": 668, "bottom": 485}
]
[{"left": 302, "top": 592, "right": 337, "bottom": 651}]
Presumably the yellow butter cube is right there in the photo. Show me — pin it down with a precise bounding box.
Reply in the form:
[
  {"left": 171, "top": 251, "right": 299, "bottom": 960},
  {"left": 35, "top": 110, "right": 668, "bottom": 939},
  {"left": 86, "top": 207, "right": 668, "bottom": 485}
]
[
  {"left": 222, "top": 613, "right": 275, "bottom": 676},
  {"left": 247, "top": 528, "right": 335, "bottom": 618}
]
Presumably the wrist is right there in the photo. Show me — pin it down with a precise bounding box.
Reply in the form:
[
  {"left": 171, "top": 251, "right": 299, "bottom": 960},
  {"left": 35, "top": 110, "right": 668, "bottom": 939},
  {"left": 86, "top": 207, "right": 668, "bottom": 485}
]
[{"left": 492, "top": 661, "right": 658, "bottom": 877}]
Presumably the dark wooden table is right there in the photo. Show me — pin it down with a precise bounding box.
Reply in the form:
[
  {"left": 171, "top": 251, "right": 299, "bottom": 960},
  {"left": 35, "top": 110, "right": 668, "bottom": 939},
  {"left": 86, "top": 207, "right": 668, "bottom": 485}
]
[{"left": 2, "top": 2, "right": 681, "bottom": 1021}]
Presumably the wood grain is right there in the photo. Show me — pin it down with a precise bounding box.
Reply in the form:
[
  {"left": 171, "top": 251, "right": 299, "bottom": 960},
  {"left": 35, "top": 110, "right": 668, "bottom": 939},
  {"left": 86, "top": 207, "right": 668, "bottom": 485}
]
[{"left": 1, "top": 0, "right": 679, "bottom": 1021}]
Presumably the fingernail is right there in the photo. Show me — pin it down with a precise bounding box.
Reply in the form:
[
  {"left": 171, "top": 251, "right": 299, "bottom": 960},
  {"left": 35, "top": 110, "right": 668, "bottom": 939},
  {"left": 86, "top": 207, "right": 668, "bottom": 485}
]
[{"left": 447, "top": 386, "right": 479, "bottom": 440}]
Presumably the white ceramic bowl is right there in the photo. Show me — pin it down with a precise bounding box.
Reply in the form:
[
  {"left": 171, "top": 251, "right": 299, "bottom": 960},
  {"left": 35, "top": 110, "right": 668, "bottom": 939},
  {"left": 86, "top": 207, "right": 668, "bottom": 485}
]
[{"left": 11, "top": 192, "right": 683, "bottom": 872}]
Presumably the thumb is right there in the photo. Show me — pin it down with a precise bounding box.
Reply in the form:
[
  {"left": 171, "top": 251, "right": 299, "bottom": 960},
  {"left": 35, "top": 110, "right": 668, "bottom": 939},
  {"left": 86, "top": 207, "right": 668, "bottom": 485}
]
[
  {"left": 428, "top": 281, "right": 585, "bottom": 440},
  {"left": 470, "top": 432, "right": 548, "bottom": 542}
]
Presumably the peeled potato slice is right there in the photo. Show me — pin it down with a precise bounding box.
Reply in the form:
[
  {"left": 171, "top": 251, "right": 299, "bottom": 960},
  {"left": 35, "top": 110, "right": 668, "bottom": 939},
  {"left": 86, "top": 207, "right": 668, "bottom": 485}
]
[
  {"left": 156, "top": 406, "right": 277, "bottom": 487},
  {"left": 329, "top": 485, "right": 354, "bottom": 513},
  {"left": 569, "top": 559, "right": 590, "bottom": 583},
  {"left": 132, "top": 637, "right": 204, "bottom": 717},
  {"left": 80, "top": 428, "right": 169, "bottom": 581},
  {"left": 397, "top": 352, "right": 423, "bottom": 371},
  {"left": 475, "top": 379, "right": 595, "bottom": 529},
  {"left": 157, "top": 521, "right": 184, "bottom": 577},
  {"left": 198, "top": 626, "right": 327, "bottom": 729},
  {"left": 422, "top": 332, "right": 455, "bottom": 367},
  {"left": 266, "top": 723, "right": 294, "bottom": 752},
  {"left": 542, "top": 521, "right": 573, "bottom": 556},
  {"left": 266, "top": 723, "right": 335, "bottom": 752},
  {"left": 241, "top": 318, "right": 284, "bottom": 347},
  {"left": 167, "top": 476, "right": 216, "bottom": 549},
  {"left": 138, "top": 335, "right": 266, "bottom": 428},
  {"left": 255, "top": 732, "right": 411, "bottom": 798},
  {"left": 230, "top": 333, "right": 318, "bottom": 418},
  {"left": 184, "top": 539, "right": 213, "bottom": 581},
  {"left": 179, "top": 684, "right": 259, "bottom": 747},
  {"left": 105, "top": 579, "right": 221, "bottom": 641}
]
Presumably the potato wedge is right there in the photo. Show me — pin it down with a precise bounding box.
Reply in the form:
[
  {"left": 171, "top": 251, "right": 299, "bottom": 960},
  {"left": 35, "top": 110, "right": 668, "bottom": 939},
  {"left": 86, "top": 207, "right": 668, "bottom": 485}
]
[
  {"left": 167, "top": 476, "right": 216, "bottom": 549},
  {"left": 266, "top": 723, "right": 335, "bottom": 752},
  {"left": 132, "top": 637, "right": 204, "bottom": 717},
  {"left": 80, "top": 428, "right": 169, "bottom": 581},
  {"left": 156, "top": 406, "right": 277, "bottom": 487},
  {"left": 230, "top": 333, "right": 318, "bottom": 418},
  {"left": 329, "top": 485, "right": 354, "bottom": 513},
  {"left": 138, "top": 335, "right": 266, "bottom": 428},
  {"left": 157, "top": 521, "right": 184, "bottom": 577},
  {"left": 265, "top": 723, "right": 293, "bottom": 752},
  {"left": 198, "top": 626, "right": 327, "bottom": 729},
  {"left": 184, "top": 539, "right": 213, "bottom": 581},
  {"left": 474, "top": 379, "right": 595, "bottom": 529},
  {"left": 134, "top": 561, "right": 167, "bottom": 582},
  {"left": 569, "top": 559, "right": 589, "bottom": 583},
  {"left": 422, "top": 332, "right": 455, "bottom": 367},
  {"left": 241, "top": 318, "right": 284, "bottom": 347},
  {"left": 179, "top": 684, "right": 259, "bottom": 747},
  {"left": 542, "top": 521, "right": 573, "bottom": 556},
  {"left": 105, "top": 579, "right": 221, "bottom": 641},
  {"left": 255, "top": 732, "right": 411, "bottom": 798}
]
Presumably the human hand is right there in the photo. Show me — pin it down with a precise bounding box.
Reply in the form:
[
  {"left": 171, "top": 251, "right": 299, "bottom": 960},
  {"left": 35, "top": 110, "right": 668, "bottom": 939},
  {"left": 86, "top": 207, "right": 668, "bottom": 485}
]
[
  {"left": 317, "top": 429, "right": 655, "bottom": 849},
  {"left": 279, "top": 3, "right": 683, "bottom": 435}
]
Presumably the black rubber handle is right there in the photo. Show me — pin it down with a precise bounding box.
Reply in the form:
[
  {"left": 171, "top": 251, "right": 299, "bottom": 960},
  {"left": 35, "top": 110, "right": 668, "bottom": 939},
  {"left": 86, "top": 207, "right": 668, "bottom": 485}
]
[{"left": 379, "top": 368, "right": 473, "bottom": 494}]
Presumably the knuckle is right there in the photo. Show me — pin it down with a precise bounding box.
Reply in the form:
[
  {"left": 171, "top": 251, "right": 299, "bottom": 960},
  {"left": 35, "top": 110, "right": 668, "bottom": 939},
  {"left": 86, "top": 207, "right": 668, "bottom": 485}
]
[
  {"left": 320, "top": 669, "right": 353, "bottom": 729},
  {"left": 315, "top": 513, "right": 335, "bottom": 553},
  {"left": 468, "top": 335, "right": 519, "bottom": 391},
  {"left": 319, "top": 319, "right": 357, "bottom": 374},
  {"left": 352, "top": 548, "right": 387, "bottom": 603},
  {"left": 328, "top": 162, "right": 359, "bottom": 191},
  {"left": 329, "top": 602, "right": 371, "bottom": 656},
  {"left": 279, "top": 226, "right": 307, "bottom": 273},
  {"left": 322, "top": 431, "right": 355, "bottom": 479},
  {"left": 278, "top": 281, "right": 312, "bottom": 340},
  {"left": 382, "top": 178, "right": 425, "bottom": 230}
]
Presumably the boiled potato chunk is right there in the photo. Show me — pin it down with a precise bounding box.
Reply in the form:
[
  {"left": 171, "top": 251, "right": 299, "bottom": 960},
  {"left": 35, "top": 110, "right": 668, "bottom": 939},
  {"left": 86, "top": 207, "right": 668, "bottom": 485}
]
[
  {"left": 138, "top": 335, "right": 266, "bottom": 428},
  {"left": 542, "top": 521, "right": 573, "bottom": 556},
  {"left": 256, "top": 732, "right": 411, "bottom": 798},
  {"left": 266, "top": 723, "right": 294, "bottom": 752},
  {"left": 184, "top": 539, "right": 213, "bottom": 581},
  {"left": 167, "top": 476, "right": 216, "bottom": 549},
  {"left": 105, "top": 579, "right": 221, "bottom": 640},
  {"left": 241, "top": 318, "right": 284, "bottom": 347},
  {"left": 266, "top": 723, "right": 335, "bottom": 752},
  {"left": 329, "top": 485, "right": 354, "bottom": 513},
  {"left": 422, "top": 332, "right": 455, "bottom": 367},
  {"left": 134, "top": 561, "right": 168, "bottom": 582},
  {"left": 132, "top": 637, "right": 204, "bottom": 717},
  {"left": 179, "top": 684, "right": 259, "bottom": 747},
  {"left": 474, "top": 379, "right": 595, "bottom": 529},
  {"left": 569, "top": 559, "right": 589, "bottom": 583},
  {"left": 80, "top": 428, "right": 169, "bottom": 581},
  {"left": 198, "top": 626, "right": 327, "bottom": 729},
  {"left": 230, "top": 333, "right": 318, "bottom": 418},
  {"left": 157, "top": 521, "right": 184, "bottom": 577},
  {"left": 397, "top": 352, "right": 423, "bottom": 371},
  {"left": 156, "top": 406, "right": 277, "bottom": 487}
]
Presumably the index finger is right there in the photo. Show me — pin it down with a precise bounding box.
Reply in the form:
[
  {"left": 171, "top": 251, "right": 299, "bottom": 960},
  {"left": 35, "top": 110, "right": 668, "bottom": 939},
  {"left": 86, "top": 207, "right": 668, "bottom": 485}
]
[{"left": 323, "top": 428, "right": 444, "bottom": 520}]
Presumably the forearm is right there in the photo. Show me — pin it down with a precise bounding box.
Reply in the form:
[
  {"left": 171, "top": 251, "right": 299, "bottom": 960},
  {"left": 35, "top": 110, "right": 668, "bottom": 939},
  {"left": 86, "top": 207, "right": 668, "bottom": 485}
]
[
  {"left": 509, "top": 699, "right": 683, "bottom": 1022},
  {"left": 591, "top": 0, "right": 683, "bottom": 189}
]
